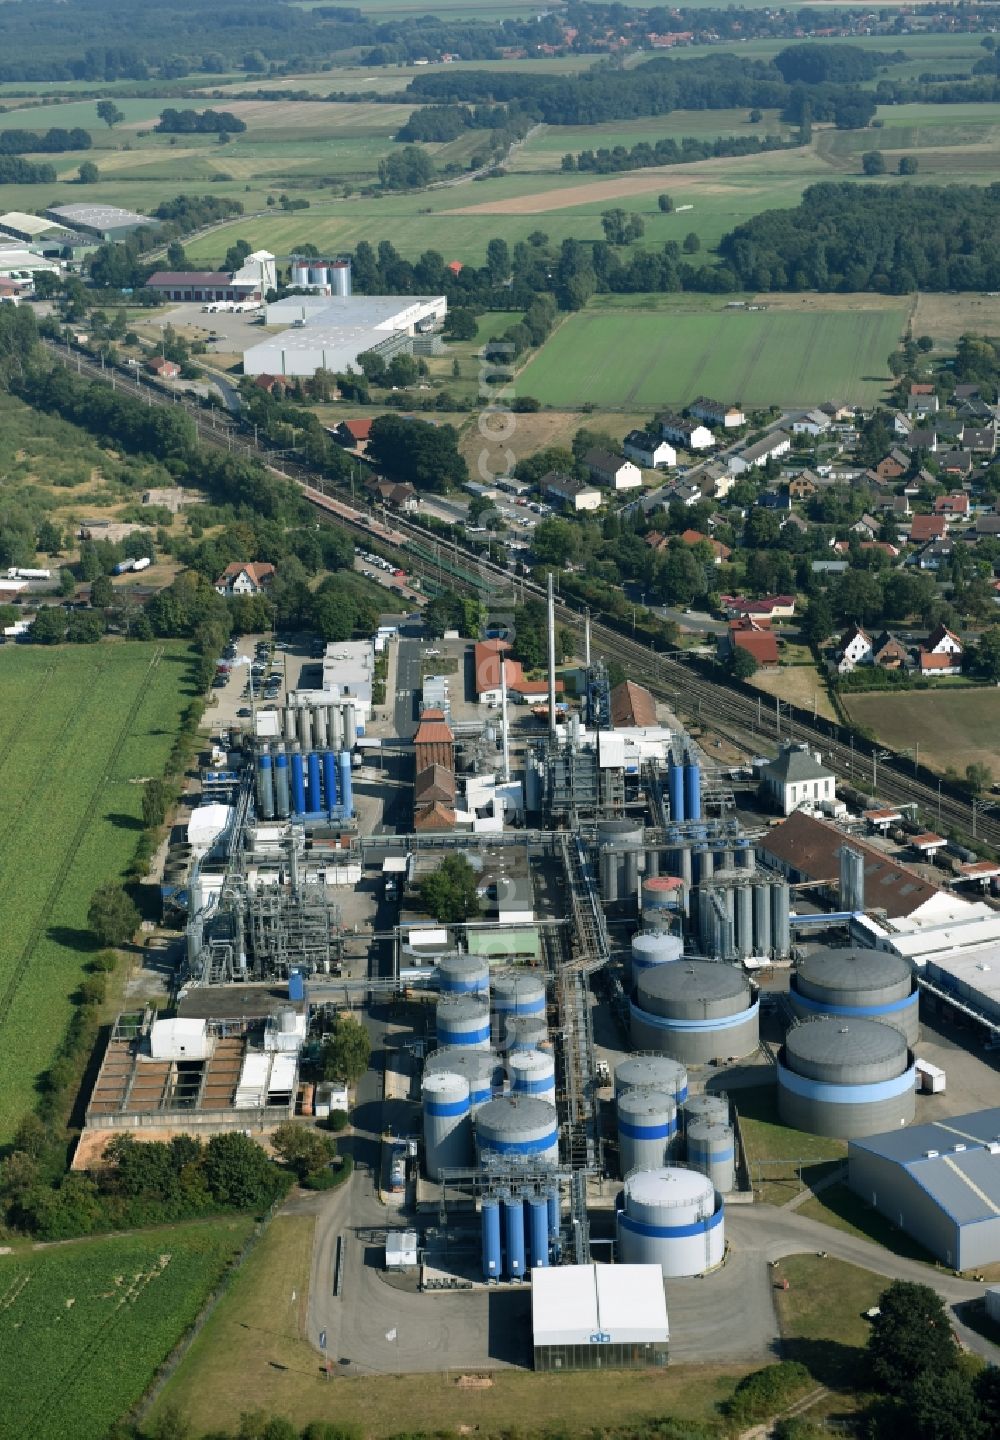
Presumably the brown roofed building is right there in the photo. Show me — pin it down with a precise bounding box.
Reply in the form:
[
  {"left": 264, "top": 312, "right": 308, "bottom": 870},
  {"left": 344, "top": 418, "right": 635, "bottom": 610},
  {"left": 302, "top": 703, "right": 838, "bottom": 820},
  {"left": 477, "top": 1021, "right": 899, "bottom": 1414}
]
[
  {"left": 414, "top": 763, "right": 456, "bottom": 806},
  {"left": 909, "top": 514, "right": 947, "bottom": 544},
  {"left": 610, "top": 680, "right": 657, "bottom": 728},
  {"left": 413, "top": 708, "right": 454, "bottom": 773},
  {"left": 758, "top": 811, "right": 940, "bottom": 919},
  {"left": 413, "top": 801, "right": 456, "bottom": 832}
]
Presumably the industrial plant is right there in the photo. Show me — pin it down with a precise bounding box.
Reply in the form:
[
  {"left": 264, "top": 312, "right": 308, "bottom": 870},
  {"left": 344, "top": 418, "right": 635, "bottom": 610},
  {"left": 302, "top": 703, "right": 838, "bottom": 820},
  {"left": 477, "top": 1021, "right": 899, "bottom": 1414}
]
[{"left": 85, "top": 576, "right": 1000, "bottom": 1376}]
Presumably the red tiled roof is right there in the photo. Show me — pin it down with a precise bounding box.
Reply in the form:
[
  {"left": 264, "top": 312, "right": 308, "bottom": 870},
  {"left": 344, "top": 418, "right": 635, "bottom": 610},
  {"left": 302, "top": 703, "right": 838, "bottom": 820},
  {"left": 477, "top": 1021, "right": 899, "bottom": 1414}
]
[
  {"left": 147, "top": 271, "right": 234, "bottom": 285},
  {"left": 413, "top": 801, "right": 456, "bottom": 831},
  {"left": 909, "top": 515, "right": 947, "bottom": 541},
  {"left": 732, "top": 630, "right": 779, "bottom": 665},
  {"left": 217, "top": 561, "right": 275, "bottom": 586},
  {"left": 919, "top": 650, "right": 961, "bottom": 671},
  {"left": 610, "top": 680, "right": 657, "bottom": 728},
  {"left": 343, "top": 418, "right": 372, "bottom": 440},
  {"left": 413, "top": 716, "right": 454, "bottom": 745}
]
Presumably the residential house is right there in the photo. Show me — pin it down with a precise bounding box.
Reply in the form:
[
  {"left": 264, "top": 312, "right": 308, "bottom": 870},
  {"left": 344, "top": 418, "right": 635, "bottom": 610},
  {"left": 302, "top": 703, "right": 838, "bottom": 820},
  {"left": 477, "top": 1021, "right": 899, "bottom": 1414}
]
[
  {"left": 919, "top": 648, "right": 962, "bottom": 677},
  {"left": 781, "top": 512, "right": 810, "bottom": 535},
  {"left": 836, "top": 623, "right": 872, "bottom": 673},
  {"left": 146, "top": 356, "right": 180, "bottom": 380},
  {"left": 369, "top": 479, "right": 418, "bottom": 512},
  {"left": 623, "top": 430, "right": 676, "bottom": 469},
  {"left": 875, "top": 493, "right": 911, "bottom": 518},
  {"left": 788, "top": 472, "right": 819, "bottom": 499},
  {"left": 679, "top": 528, "right": 731, "bottom": 563},
  {"left": 912, "top": 537, "right": 954, "bottom": 571},
  {"left": 870, "top": 631, "right": 909, "bottom": 669},
  {"left": 254, "top": 374, "right": 294, "bottom": 397},
  {"left": 891, "top": 412, "right": 913, "bottom": 437},
  {"left": 759, "top": 743, "right": 836, "bottom": 816},
  {"left": 335, "top": 417, "right": 373, "bottom": 449},
  {"left": 757, "top": 489, "right": 791, "bottom": 511},
  {"left": 722, "top": 594, "right": 795, "bottom": 620},
  {"left": 585, "top": 449, "right": 643, "bottom": 491},
  {"left": 728, "top": 431, "right": 792, "bottom": 475},
  {"left": 850, "top": 513, "right": 880, "bottom": 540},
  {"left": 909, "top": 514, "right": 948, "bottom": 544},
  {"left": 934, "top": 493, "right": 970, "bottom": 518},
  {"left": 907, "top": 383, "right": 939, "bottom": 416},
  {"left": 660, "top": 480, "right": 703, "bottom": 507},
  {"left": 543, "top": 472, "right": 602, "bottom": 513},
  {"left": 658, "top": 413, "right": 714, "bottom": 451},
  {"left": 689, "top": 397, "right": 746, "bottom": 430},
  {"left": 954, "top": 384, "right": 982, "bottom": 402},
  {"left": 214, "top": 562, "right": 275, "bottom": 596},
  {"left": 820, "top": 403, "right": 854, "bottom": 423},
  {"left": 812, "top": 559, "right": 849, "bottom": 575},
  {"left": 905, "top": 428, "right": 938, "bottom": 454},
  {"left": 965, "top": 427, "right": 996, "bottom": 456},
  {"left": 791, "top": 409, "right": 832, "bottom": 436},
  {"left": 724, "top": 617, "right": 779, "bottom": 669},
  {"left": 938, "top": 450, "right": 975, "bottom": 479},
  {"left": 688, "top": 460, "right": 733, "bottom": 500},
  {"left": 644, "top": 531, "right": 670, "bottom": 554},
  {"left": 956, "top": 398, "right": 996, "bottom": 422},
  {"left": 473, "top": 640, "right": 564, "bottom": 707},
  {"left": 924, "top": 622, "right": 963, "bottom": 659},
  {"left": 874, "top": 450, "right": 908, "bottom": 481}
]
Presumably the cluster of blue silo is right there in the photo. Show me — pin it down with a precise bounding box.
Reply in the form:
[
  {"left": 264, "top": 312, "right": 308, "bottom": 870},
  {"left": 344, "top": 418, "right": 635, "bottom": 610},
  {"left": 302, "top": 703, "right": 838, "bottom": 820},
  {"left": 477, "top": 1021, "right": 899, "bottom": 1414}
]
[
  {"left": 481, "top": 1184, "right": 560, "bottom": 1281},
  {"left": 255, "top": 741, "right": 354, "bottom": 822},
  {"left": 666, "top": 750, "right": 702, "bottom": 823}
]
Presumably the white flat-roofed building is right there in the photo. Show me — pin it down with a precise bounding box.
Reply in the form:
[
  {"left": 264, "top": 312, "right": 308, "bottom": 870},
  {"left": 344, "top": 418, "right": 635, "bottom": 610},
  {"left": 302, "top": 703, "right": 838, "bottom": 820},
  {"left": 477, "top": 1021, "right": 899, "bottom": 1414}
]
[
  {"left": 44, "top": 202, "right": 156, "bottom": 240},
  {"left": 855, "top": 897, "right": 1000, "bottom": 1028},
  {"left": 245, "top": 294, "right": 447, "bottom": 378},
  {"left": 531, "top": 1263, "right": 668, "bottom": 1370},
  {"left": 321, "top": 638, "right": 375, "bottom": 708},
  {"left": 0, "top": 210, "right": 74, "bottom": 242}
]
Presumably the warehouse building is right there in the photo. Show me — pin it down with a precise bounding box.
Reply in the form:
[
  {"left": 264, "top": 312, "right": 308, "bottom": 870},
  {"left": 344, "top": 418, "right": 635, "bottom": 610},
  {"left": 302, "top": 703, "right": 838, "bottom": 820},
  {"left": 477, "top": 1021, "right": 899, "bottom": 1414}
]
[
  {"left": 531, "top": 1263, "right": 669, "bottom": 1370},
  {"left": 848, "top": 1110, "right": 1000, "bottom": 1269},
  {"left": 147, "top": 250, "right": 276, "bottom": 304},
  {"left": 44, "top": 202, "right": 157, "bottom": 240},
  {"left": 243, "top": 294, "right": 447, "bottom": 378}
]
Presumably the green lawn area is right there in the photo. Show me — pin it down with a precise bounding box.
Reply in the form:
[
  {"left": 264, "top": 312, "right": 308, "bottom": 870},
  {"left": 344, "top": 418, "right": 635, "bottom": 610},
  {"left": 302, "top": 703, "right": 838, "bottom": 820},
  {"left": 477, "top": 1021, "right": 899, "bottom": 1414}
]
[
  {"left": 0, "top": 1218, "right": 253, "bottom": 1440},
  {"left": 514, "top": 302, "right": 905, "bottom": 409},
  {"left": 0, "top": 641, "right": 194, "bottom": 1142},
  {"left": 773, "top": 1254, "right": 884, "bottom": 1395},
  {"left": 736, "top": 1085, "right": 847, "bottom": 1205},
  {"left": 154, "top": 1214, "right": 746, "bottom": 1437}
]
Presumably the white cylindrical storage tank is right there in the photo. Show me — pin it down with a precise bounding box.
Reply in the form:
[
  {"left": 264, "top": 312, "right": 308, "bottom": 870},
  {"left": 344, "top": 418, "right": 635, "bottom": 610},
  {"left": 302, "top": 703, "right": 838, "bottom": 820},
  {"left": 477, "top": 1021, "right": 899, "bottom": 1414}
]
[
  {"left": 508, "top": 1048, "right": 556, "bottom": 1104},
  {"left": 777, "top": 1017, "right": 915, "bottom": 1138},
  {"left": 425, "top": 1046, "right": 500, "bottom": 1114},
  {"left": 772, "top": 881, "right": 791, "bottom": 957},
  {"left": 735, "top": 885, "right": 753, "bottom": 961},
  {"left": 328, "top": 703, "right": 343, "bottom": 751},
  {"left": 312, "top": 704, "right": 328, "bottom": 749},
  {"left": 475, "top": 1095, "right": 559, "bottom": 1166},
  {"left": 422, "top": 1071, "right": 472, "bottom": 1180},
  {"left": 290, "top": 259, "right": 311, "bottom": 287},
  {"left": 343, "top": 702, "right": 358, "bottom": 748},
  {"left": 789, "top": 947, "right": 919, "bottom": 1044},
  {"left": 753, "top": 882, "right": 772, "bottom": 956},
  {"left": 597, "top": 819, "right": 644, "bottom": 902},
  {"left": 614, "top": 1055, "right": 688, "bottom": 1105},
  {"left": 617, "top": 1088, "right": 680, "bottom": 1176},
  {"left": 436, "top": 995, "right": 490, "bottom": 1050},
  {"left": 504, "top": 1014, "right": 547, "bottom": 1052},
  {"left": 491, "top": 969, "right": 546, "bottom": 1021},
  {"left": 617, "top": 1167, "right": 724, "bottom": 1276},
  {"left": 297, "top": 704, "right": 312, "bottom": 753},
  {"left": 686, "top": 1119, "right": 736, "bottom": 1194},
  {"left": 681, "top": 1093, "right": 730, "bottom": 1130},
  {"left": 308, "top": 263, "right": 329, "bottom": 287},
  {"left": 631, "top": 960, "right": 759, "bottom": 1064},
  {"left": 630, "top": 931, "right": 683, "bottom": 988},
  {"left": 329, "top": 259, "right": 351, "bottom": 297},
  {"left": 436, "top": 954, "right": 490, "bottom": 996}
]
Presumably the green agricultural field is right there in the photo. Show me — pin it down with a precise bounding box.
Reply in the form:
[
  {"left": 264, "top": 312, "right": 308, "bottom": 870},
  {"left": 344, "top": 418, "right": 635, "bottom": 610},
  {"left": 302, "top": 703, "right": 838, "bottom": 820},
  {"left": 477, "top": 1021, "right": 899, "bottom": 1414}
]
[
  {"left": 842, "top": 688, "right": 1000, "bottom": 777},
  {"left": 0, "top": 642, "right": 194, "bottom": 1142},
  {"left": 514, "top": 301, "right": 905, "bottom": 409},
  {"left": 0, "top": 1218, "right": 253, "bottom": 1440}
]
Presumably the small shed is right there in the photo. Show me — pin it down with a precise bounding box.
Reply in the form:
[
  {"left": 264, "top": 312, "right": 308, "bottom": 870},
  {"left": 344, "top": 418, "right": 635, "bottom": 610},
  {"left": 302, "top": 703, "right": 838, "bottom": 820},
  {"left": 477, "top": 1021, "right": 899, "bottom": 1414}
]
[
  {"left": 385, "top": 1230, "right": 419, "bottom": 1268},
  {"left": 149, "top": 1017, "right": 212, "bottom": 1062}
]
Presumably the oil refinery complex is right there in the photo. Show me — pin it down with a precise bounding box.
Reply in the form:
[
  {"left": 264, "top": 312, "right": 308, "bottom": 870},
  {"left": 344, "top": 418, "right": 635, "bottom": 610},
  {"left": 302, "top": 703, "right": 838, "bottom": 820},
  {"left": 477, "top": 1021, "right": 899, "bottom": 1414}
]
[{"left": 82, "top": 586, "right": 1000, "bottom": 1373}]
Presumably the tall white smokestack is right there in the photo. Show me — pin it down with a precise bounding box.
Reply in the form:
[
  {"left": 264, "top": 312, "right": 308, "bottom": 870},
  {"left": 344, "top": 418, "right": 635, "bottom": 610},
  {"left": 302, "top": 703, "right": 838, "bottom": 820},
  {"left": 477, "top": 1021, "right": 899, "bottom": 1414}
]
[
  {"left": 500, "top": 650, "right": 511, "bottom": 783},
  {"left": 547, "top": 571, "right": 557, "bottom": 737},
  {"left": 584, "top": 607, "right": 591, "bottom": 668}
]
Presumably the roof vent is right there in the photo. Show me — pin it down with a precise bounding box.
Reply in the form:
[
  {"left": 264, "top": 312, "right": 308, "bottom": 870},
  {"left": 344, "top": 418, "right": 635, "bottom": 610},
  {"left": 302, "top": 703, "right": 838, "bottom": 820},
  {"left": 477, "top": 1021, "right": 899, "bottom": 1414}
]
[
  {"left": 924, "top": 1150, "right": 939, "bottom": 1159},
  {"left": 953, "top": 1144, "right": 967, "bottom": 1153},
  {"left": 987, "top": 1143, "right": 1000, "bottom": 1156}
]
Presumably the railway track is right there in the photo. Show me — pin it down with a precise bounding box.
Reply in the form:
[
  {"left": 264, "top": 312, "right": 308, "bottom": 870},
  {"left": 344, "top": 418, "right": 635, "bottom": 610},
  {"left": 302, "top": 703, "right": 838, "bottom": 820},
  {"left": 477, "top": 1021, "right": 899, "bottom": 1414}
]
[{"left": 42, "top": 341, "right": 1000, "bottom": 852}]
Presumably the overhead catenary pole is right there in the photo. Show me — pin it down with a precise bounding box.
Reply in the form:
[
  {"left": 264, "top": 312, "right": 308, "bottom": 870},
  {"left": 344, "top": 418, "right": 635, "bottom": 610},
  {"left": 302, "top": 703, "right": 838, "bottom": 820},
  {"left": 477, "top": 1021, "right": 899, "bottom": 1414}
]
[{"left": 547, "top": 570, "right": 557, "bottom": 738}]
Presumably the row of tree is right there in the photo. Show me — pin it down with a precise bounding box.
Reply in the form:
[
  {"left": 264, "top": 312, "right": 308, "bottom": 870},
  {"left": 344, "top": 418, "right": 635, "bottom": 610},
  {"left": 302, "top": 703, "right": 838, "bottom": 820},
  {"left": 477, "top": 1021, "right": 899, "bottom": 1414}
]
[
  {"left": 562, "top": 129, "right": 798, "bottom": 175},
  {"left": 0, "top": 125, "right": 91, "bottom": 155},
  {"left": 156, "top": 107, "right": 247, "bottom": 134}
]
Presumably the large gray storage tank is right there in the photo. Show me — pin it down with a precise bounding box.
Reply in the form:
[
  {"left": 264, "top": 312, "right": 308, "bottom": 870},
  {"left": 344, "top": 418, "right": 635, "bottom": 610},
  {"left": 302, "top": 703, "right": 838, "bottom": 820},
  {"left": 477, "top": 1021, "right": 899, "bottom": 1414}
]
[
  {"left": 504, "top": 1013, "right": 548, "bottom": 1052},
  {"left": 614, "top": 1054, "right": 688, "bottom": 1104},
  {"left": 475, "top": 1095, "right": 559, "bottom": 1166},
  {"left": 422, "top": 1070, "right": 472, "bottom": 1179},
  {"left": 616, "top": 1166, "right": 724, "bottom": 1276},
  {"left": 630, "top": 960, "right": 759, "bottom": 1063},
  {"left": 435, "top": 995, "right": 491, "bottom": 1050},
  {"left": 597, "top": 819, "right": 644, "bottom": 903},
  {"left": 777, "top": 1017, "right": 915, "bottom": 1138},
  {"left": 491, "top": 970, "right": 546, "bottom": 1020},
  {"left": 686, "top": 1119, "right": 736, "bottom": 1194},
  {"left": 425, "top": 1046, "right": 501, "bottom": 1113},
  {"left": 617, "top": 1088, "right": 680, "bottom": 1176},
  {"left": 681, "top": 1093, "right": 730, "bottom": 1130},
  {"left": 789, "top": 947, "right": 919, "bottom": 1044}
]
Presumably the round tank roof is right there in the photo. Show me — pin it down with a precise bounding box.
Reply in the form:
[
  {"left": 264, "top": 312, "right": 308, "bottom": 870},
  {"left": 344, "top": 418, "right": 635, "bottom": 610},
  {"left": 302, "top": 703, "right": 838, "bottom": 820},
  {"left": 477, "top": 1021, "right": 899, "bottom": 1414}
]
[
  {"left": 436, "top": 995, "right": 489, "bottom": 1019},
  {"left": 438, "top": 954, "right": 489, "bottom": 977},
  {"left": 644, "top": 876, "right": 685, "bottom": 892},
  {"left": 796, "top": 947, "right": 910, "bottom": 994},
  {"left": 624, "top": 1166, "right": 714, "bottom": 1207},
  {"left": 422, "top": 1070, "right": 469, "bottom": 1100},
  {"left": 686, "top": 1119, "right": 732, "bottom": 1144},
  {"left": 425, "top": 1046, "right": 499, "bottom": 1082},
  {"left": 508, "top": 1048, "right": 552, "bottom": 1075},
  {"left": 491, "top": 969, "right": 545, "bottom": 997},
  {"left": 615, "top": 1055, "right": 688, "bottom": 1092},
  {"left": 475, "top": 1095, "right": 557, "bottom": 1133},
  {"left": 785, "top": 1016, "right": 907, "bottom": 1083},
  {"left": 640, "top": 961, "right": 748, "bottom": 1004},
  {"left": 598, "top": 819, "right": 642, "bottom": 835},
  {"left": 632, "top": 932, "right": 684, "bottom": 961},
  {"left": 618, "top": 1088, "right": 676, "bottom": 1121}
]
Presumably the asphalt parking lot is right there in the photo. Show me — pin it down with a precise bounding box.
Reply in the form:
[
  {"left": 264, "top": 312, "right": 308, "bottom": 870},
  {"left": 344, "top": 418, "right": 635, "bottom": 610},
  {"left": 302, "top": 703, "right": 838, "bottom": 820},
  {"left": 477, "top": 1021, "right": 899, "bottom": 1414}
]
[{"left": 159, "top": 301, "right": 266, "bottom": 354}]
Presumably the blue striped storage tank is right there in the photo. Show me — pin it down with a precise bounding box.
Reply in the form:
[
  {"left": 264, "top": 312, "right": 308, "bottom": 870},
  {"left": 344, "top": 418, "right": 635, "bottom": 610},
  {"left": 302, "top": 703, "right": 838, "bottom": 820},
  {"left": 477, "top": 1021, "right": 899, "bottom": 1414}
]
[
  {"left": 476, "top": 1096, "right": 559, "bottom": 1166},
  {"left": 290, "top": 748, "right": 306, "bottom": 814},
  {"left": 274, "top": 747, "right": 290, "bottom": 818},
  {"left": 491, "top": 969, "right": 546, "bottom": 1019},
  {"left": 436, "top": 995, "right": 491, "bottom": 1050},
  {"left": 667, "top": 754, "right": 685, "bottom": 823},
  {"left": 322, "top": 750, "right": 337, "bottom": 812},
  {"left": 684, "top": 754, "right": 702, "bottom": 821},
  {"left": 503, "top": 1193, "right": 526, "bottom": 1278},
  {"left": 508, "top": 1048, "right": 556, "bottom": 1103},
  {"left": 307, "top": 751, "right": 321, "bottom": 812},
  {"left": 481, "top": 1197, "right": 502, "bottom": 1280},
  {"left": 256, "top": 751, "right": 274, "bottom": 819},
  {"left": 546, "top": 1183, "right": 560, "bottom": 1234},
  {"left": 526, "top": 1194, "right": 549, "bottom": 1269},
  {"left": 436, "top": 954, "right": 490, "bottom": 996}
]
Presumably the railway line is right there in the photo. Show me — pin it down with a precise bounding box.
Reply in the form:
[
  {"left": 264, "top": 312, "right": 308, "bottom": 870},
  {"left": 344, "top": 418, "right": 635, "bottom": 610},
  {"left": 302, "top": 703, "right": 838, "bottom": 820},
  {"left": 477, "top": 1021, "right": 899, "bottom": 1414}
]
[{"left": 41, "top": 339, "right": 1000, "bottom": 853}]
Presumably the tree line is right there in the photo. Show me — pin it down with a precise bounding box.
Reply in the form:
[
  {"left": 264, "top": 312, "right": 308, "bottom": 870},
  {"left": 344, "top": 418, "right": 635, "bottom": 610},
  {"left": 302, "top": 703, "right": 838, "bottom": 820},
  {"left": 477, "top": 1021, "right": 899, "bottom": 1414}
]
[
  {"left": 0, "top": 125, "right": 91, "bottom": 155},
  {"left": 156, "top": 107, "right": 247, "bottom": 135},
  {"left": 0, "top": 156, "right": 56, "bottom": 183},
  {"left": 561, "top": 129, "right": 799, "bottom": 175}
]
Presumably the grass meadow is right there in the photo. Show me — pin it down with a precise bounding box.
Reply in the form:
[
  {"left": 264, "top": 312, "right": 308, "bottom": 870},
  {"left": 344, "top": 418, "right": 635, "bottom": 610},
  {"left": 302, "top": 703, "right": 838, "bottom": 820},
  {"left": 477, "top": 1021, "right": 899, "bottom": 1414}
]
[
  {"left": 842, "top": 688, "right": 1000, "bottom": 777},
  {"left": 0, "top": 1219, "right": 253, "bottom": 1440},
  {"left": 0, "top": 642, "right": 193, "bottom": 1141},
  {"left": 514, "top": 302, "right": 906, "bottom": 409}
]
